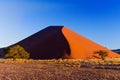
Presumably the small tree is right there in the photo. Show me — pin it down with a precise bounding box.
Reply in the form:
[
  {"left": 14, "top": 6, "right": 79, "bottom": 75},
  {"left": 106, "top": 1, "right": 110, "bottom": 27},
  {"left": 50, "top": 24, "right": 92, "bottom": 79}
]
[
  {"left": 94, "top": 50, "right": 108, "bottom": 60},
  {"left": 4, "top": 45, "right": 30, "bottom": 59}
]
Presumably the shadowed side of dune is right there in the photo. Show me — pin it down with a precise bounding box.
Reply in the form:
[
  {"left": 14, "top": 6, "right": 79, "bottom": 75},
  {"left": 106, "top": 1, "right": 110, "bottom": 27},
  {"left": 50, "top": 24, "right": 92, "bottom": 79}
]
[
  {"left": 12, "top": 26, "right": 71, "bottom": 59},
  {"left": 0, "top": 48, "right": 4, "bottom": 58}
]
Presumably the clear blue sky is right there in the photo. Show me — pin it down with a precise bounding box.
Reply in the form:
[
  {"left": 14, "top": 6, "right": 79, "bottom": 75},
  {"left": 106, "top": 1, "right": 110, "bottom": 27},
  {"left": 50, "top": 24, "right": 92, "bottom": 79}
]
[{"left": 0, "top": 0, "right": 120, "bottom": 49}]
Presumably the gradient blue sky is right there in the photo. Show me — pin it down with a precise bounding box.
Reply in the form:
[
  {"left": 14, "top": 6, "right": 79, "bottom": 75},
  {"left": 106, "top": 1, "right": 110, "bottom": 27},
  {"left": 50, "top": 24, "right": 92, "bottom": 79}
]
[{"left": 0, "top": 0, "right": 120, "bottom": 49}]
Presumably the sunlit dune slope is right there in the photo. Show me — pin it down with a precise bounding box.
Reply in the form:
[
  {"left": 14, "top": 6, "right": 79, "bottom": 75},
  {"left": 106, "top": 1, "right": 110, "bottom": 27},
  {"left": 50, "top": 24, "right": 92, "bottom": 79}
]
[{"left": 62, "top": 27, "right": 120, "bottom": 59}]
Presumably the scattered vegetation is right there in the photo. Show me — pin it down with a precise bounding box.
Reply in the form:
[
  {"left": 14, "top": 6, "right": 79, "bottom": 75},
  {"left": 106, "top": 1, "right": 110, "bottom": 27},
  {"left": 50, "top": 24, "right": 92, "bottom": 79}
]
[
  {"left": 4, "top": 45, "right": 30, "bottom": 59},
  {"left": 0, "top": 58, "right": 120, "bottom": 80},
  {"left": 94, "top": 50, "right": 108, "bottom": 60},
  {"left": 0, "top": 47, "right": 119, "bottom": 79}
]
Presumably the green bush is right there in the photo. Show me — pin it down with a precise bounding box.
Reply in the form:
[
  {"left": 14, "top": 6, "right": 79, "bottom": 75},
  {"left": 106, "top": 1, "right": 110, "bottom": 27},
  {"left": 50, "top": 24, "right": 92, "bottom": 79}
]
[
  {"left": 94, "top": 50, "right": 108, "bottom": 60},
  {"left": 4, "top": 45, "right": 30, "bottom": 59}
]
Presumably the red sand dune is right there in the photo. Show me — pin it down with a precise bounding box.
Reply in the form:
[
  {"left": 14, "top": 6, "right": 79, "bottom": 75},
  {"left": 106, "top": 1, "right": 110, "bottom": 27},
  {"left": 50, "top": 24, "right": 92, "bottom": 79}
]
[
  {"left": 62, "top": 27, "right": 120, "bottom": 59},
  {"left": 5, "top": 26, "right": 119, "bottom": 59}
]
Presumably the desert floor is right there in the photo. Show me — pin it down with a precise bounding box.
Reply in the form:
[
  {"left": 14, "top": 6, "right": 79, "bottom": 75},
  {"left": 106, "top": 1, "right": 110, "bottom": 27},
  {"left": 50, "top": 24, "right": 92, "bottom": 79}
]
[{"left": 0, "top": 59, "right": 120, "bottom": 80}]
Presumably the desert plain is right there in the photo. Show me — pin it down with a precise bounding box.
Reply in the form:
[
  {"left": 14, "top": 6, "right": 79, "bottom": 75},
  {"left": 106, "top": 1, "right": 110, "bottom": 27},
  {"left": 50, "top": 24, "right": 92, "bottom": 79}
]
[{"left": 0, "top": 58, "right": 120, "bottom": 80}]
